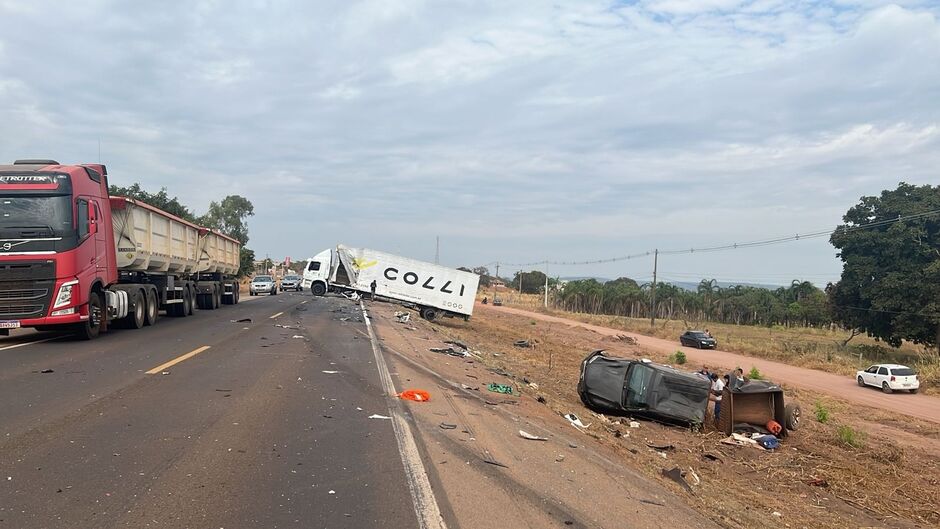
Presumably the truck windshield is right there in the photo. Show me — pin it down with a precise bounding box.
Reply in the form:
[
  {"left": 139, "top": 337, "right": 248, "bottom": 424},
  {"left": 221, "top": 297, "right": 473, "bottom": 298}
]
[{"left": 0, "top": 195, "right": 73, "bottom": 236}]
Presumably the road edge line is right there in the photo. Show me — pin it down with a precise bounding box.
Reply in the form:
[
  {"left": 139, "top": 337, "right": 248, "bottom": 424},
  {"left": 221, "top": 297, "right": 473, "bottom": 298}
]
[
  {"left": 360, "top": 301, "right": 447, "bottom": 529},
  {"left": 0, "top": 335, "right": 67, "bottom": 351}
]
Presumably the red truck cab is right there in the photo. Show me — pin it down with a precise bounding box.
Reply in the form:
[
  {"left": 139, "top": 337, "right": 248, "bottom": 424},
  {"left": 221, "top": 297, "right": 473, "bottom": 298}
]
[{"left": 0, "top": 159, "right": 117, "bottom": 339}]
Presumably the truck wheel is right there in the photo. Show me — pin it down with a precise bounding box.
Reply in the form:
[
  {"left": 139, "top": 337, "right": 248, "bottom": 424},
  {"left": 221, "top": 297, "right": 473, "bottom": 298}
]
[
  {"left": 77, "top": 292, "right": 104, "bottom": 340},
  {"left": 144, "top": 289, "right": 158, "bottom": 326},
  {"left": 420, "top": 307, "right": 438, "bottom": 322},
  {"left": 232, "top": 288, "right": 239, "bottom": 305},
  {"left": 784, "top": 402, "right": 802, "bottom": 431},
  {"left": 127, "top": 291, "right": 145, "bottom": 329},
  {"left": 311, "top": 283, "right": 326, "bottom": 296}
]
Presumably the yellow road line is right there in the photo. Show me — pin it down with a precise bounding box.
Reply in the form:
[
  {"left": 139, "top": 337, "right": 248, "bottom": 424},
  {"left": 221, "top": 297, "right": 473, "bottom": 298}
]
[
  {"left": 269, "top": 311, "right": 284, "bottom": 319},
  {"left": 146, "top": 346, "right": 211, "bottom": 374}
]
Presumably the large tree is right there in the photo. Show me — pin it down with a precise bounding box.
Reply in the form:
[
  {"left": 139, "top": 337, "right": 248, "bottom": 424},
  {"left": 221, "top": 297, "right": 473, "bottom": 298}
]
[{"left": 829, "top": 183, "right": 940, "bottom": 355}]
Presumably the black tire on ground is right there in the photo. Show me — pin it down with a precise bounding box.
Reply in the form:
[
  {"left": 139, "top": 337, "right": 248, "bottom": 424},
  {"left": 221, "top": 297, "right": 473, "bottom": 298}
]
[
  {"left": 127, "top": 290, "right": 145, "bottom": 329},
  {"left": 882, "top": 382, "right": 893, "bottom": 394},
  {"left": 76, "top": 292, "right": 104, "bottom": 340},
  {"left": 420, "top": 307, "right": 438, "bottom": 321},
  {"left": 857, "top": 376, "right": 865, "bottom": 387},
  {"left": 784, "top": 402, "right": 801, "bottom": 431},
  {"left": 910, "top": 388, "right": 919, "bottom": 394},
  {"left": 311, "top": 283, "right": 326, "bottom": 296},
  {"left": 144, "top": 288, "right": 158, "bottom": 326}
]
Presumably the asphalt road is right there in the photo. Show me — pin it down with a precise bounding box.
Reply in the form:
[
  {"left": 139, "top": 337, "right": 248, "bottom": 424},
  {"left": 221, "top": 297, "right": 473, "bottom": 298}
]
[{"left": 0, "top": 292, "right": 421, "bottom": 528}]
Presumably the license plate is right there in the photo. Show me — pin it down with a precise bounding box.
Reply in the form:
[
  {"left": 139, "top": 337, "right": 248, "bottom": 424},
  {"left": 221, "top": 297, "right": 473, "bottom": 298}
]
[
  {"left": 0, "top": 320, "right": 21, "bottom": 329},
  {"left": 903, "top": 383, "right": 911, "bottom": 387}
]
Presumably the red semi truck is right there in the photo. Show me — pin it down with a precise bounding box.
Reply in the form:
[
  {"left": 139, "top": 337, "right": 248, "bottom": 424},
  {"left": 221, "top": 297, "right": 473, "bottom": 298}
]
[{"left": 0, "top": 159, "right": 242, "bottom": 340}]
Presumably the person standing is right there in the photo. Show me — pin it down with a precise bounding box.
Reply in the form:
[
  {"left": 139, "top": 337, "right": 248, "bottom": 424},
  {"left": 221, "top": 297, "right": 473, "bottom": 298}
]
[
  {"left": 370, "top": 280, "right": 377, "bottom": 301},
  {"left": 709, "top": 373, "right": 724, "bottom": 424}
]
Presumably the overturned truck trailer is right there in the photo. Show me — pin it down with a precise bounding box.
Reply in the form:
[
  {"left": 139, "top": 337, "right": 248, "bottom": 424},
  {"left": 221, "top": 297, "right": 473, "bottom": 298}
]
[{"left": 302, "top": 245, "right": 480, "bottom": 321}]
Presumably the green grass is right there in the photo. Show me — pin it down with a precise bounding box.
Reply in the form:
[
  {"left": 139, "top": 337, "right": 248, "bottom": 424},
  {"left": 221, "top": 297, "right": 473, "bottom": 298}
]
[
  {"left": 748, "top": 366, "right": 763, "bottom": 380},
  {"left": 814, "top": 400, "right": 830, "bottom": 423},
  {"left": 837, "top": 424, "right": 865, "bottom": 448}
]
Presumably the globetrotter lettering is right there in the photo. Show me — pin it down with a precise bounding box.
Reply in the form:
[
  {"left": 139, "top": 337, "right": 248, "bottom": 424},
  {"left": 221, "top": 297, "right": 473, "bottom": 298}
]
[{"left": 383, "top": 266, "right": 467, "bottom": 297}]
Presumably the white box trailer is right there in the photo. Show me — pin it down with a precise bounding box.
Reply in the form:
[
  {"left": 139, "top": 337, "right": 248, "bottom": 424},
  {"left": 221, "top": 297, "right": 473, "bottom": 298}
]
[{"left": 302, "top": 245, "right": 480, "bottom": 321}]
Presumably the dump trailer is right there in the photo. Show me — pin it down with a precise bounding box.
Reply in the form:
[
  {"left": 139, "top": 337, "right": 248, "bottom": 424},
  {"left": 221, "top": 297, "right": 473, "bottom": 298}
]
[
  {"left": 0, "top": 159, "right": 241, "bottom": 340},
  {"left": 301, "top": 245, "right": 480, "bottom": 321}
]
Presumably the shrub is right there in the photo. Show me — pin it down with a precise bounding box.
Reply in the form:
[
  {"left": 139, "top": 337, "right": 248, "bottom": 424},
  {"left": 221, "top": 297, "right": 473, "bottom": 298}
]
[
  {"left": 837, "top": 425, "right": 865, "bottom": 448},
  {"left": 748, "top": 366, "right": 763, "bottom": 380},
  {"left": 814, "top": 401, "right": 830, "bottom": 423},
  {"left": 668, "top": 350, "right": 687, "bottom": 365}
]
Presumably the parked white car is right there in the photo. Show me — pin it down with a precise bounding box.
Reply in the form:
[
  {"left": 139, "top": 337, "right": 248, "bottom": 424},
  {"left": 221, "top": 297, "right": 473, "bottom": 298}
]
[
  {"left": 249, "top": 275, "right": 278, "bottom": 296},
  {"left": 856, "top": 364, "right": 919, "bottom": 394}
]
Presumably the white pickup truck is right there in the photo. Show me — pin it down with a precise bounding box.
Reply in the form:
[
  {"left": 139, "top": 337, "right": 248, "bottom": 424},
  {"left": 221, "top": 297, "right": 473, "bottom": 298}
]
[{"left": 302, "top": 245, "right": 480, "bottom": 321}]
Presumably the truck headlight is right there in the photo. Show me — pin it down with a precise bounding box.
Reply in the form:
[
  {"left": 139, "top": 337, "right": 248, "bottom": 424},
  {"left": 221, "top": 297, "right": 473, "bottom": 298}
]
[{"left": 53, "top": 280, "right": 79, "bottom": 309}]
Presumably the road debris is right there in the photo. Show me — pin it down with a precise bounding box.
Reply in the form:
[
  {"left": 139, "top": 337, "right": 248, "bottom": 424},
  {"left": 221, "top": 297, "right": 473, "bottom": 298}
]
[
  {"left": 39, "top": 369, "right": 54, "bottom": 374},
  {"left": 661, "top": 467, "right": 694, "bottom": 494},
  {"left": 513, "top": 340, "right": 532, "bottom": 348},
  {"left": 398, "top": 389, "right": 431, "bottom": 402},
  {"left": 486, "top": 383, "right": 513, "bottom": 395},
  {"left": 429, "top": 347, "right": 468, "bottom": 358},
  {"left": 646, "top": 442, "right": 675, "bottom": 451},
  {"left": 629, "top": 421, "right": 640, "bottom": 428},
  {"left": 701, "top": 452, "right": 723, "bottom": 464},
  {"left": 231, "top": 318, "right": 252, "bottom": 323},
  {"left": 563, "top": 413, "right": 591, "bottom": 429},
  {"left": 439, "top": 423, "right": 457, "bottom": 430},
  {"left": 292, "top": 335, "right": 304, "bottom": 339},
  {"left": 519, "top": 430, "right": 548, "bottom": 441},
  {"left": 482, "top": 458, "right": 509, "bottom": 468},
  {"left": 368, "top": 414, "right": 391, "bottom": 420},
  {"left": 394, "top": 311, "right": 411, "bottom": 323},
  {"left": 807, "top": 478, "right": 830, "bottom": 488},
  {"left": 322, "top": 370, "right": 340, "bottom": 374}
]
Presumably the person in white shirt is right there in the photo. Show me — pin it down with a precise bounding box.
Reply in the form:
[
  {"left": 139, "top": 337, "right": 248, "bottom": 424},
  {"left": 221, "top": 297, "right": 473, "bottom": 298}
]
[{"left": 709, "top": 373, "right": 725, "bottom": 424}]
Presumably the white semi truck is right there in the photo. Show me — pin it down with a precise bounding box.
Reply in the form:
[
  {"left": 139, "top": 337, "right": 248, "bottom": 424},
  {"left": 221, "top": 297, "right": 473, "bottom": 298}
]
[{"left": 301, "top": 245, "right": 479, "bottom": 321}]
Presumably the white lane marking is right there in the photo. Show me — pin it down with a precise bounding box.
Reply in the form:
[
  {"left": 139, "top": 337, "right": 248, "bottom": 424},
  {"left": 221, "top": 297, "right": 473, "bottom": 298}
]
[
  {"left": 0, "top": 336, "right": 67, "bottom": 351},
  {"left": 360, "top": 301, "right": 447, "bottom": 529},
  {"left": 269, "top": 311, "right": 284, "bottom": 319}
]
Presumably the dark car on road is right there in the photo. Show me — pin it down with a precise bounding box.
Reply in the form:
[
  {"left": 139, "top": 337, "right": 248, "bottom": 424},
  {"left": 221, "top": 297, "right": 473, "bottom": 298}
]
[
  {"left": 577, "top": 350, "right": 710, "bottom": 426},
  {"left": 679, "top": 330, "right": 717, "bottom": 349}
]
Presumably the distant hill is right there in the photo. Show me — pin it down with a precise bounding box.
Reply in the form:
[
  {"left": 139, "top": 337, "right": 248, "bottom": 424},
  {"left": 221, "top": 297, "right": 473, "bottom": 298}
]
[{"left": 666, "top": 280, "right": 784, "bottom": 291}]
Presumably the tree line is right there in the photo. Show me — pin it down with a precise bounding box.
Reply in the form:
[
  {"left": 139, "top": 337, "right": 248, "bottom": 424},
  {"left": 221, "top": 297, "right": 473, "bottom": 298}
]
[{"left": 473, "top": 183, "right": 940, "bottom": 355}]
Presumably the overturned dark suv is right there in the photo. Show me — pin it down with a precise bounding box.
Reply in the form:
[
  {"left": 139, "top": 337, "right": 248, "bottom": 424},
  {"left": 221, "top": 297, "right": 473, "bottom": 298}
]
[{"left": 577, "top": 350, "right": 710, "bottom": 426}]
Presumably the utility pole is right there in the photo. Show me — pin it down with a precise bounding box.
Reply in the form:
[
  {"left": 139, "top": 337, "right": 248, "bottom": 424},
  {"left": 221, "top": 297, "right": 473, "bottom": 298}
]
[
  {"left": 434, "top": 236, "right": 439, "bottom": 265},
  {"left": 650, "top": 249, "right": 659, "bottom": 327},
  {"left": 543, "top": 263, "right": 549, "bottom": 309},
  {"left": 493, "top": 262, "right": 499, "bottom": 301}
]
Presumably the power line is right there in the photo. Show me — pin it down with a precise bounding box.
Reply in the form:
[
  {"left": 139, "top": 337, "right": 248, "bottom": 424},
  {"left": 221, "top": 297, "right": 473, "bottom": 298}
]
[{"left": 486, "top": 208, "right": 940, "bottom": 268}]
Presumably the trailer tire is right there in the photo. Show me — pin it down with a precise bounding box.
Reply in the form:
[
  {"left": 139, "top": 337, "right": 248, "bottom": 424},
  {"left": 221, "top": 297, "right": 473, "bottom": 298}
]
[
  {"left": 127, "top": 290, "right": 145, "bottom": 329},
  {"left": 420, "top": 307, "right": 438, "bottom": 322},
  {"left": 77, "top": 292, "right": 104, "bottom": 340},
  {"left": 144, "top": 288, "right": 158, "bottom": 326},
  {"left": 311, "top": 283, "right": 326, "bottom": 296}
]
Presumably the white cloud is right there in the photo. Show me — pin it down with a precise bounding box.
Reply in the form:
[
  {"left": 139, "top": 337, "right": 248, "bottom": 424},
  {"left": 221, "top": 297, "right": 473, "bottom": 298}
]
[{"left": 0, "top": 0, "right": 938, "bottom": 281}]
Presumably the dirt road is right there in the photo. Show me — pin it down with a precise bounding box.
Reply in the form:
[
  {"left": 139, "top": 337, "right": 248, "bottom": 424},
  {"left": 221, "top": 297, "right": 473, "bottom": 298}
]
[{"left": 486, "top": 304, "right": 940, "bottom": 424}]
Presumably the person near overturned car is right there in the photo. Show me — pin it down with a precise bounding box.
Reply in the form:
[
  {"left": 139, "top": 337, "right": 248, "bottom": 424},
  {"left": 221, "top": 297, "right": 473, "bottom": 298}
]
[
  {"left": 370, "top": 280, "right": 377, "bottom": 301},
  {"left": 709, "top": 373, "right": 724, "bottom": 424}
]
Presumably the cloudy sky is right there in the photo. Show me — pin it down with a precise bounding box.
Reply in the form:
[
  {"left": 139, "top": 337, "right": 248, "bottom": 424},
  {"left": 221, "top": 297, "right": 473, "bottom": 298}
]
[{"left": 1, "top": 0, "right": 938, "bottom": 286}]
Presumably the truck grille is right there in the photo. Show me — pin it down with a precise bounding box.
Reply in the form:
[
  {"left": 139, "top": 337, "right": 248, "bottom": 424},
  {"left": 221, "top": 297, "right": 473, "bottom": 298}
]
[{"left": 0, "top": 260, "right": 56, "bottom": 319}]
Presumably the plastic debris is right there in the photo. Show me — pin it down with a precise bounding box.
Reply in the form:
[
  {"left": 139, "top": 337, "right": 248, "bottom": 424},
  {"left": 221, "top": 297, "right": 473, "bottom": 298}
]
[
  {"left": 661, "top": 467, "right": 694, "bottom": 494},
  {"left": 398, "top": 389, "right": 431, "bottom": 402},
  {"left": 429, "top": 347, "right": 468, "bottom": 358},
  {"left": 519, "top": 430, "right": 548, "bottom": 441},
  {"left": 439, "top": 423, "right": 457, "bottom": 430},
  {"left": 487, "top": 383, "right": 513, "bottom": 395},
  {"left": 563, "top": 413, "right": 591, "bottom": 429},
  {"left": 721, "top": 433, "right": 765, "bottom": 449},
  {"left": 322, "top": 370, "right": 340, "bottom": 374},
  {"left": 394, "top": 311, "right": 411, "bottom": 323},
  {"left": 292, "top": 335, "right": 305, "bottom": 339},
  {"left": 368, "top": 414, "right": 392, "bottom": 420},
  {"left": 629, "top": 421, "right": 640, "bottom": 428}
]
